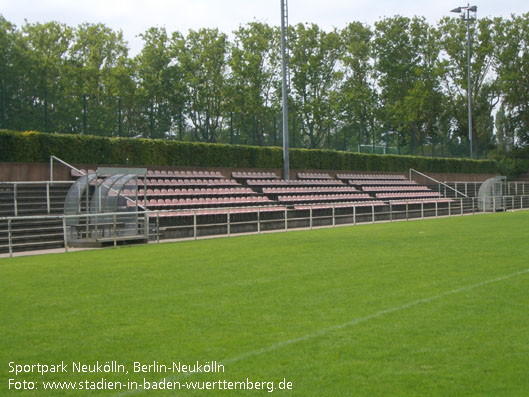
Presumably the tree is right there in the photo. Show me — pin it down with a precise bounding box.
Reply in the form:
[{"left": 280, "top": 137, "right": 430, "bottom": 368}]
[
  {"left": 494, "top": 14, "right": 529, "bottom": 147},
  {"left": 227, "top": 22, "right": 281, "bottom": 146},
  {"left": 402, "top": 17, "right": 448, "bottom": 155},
  {"left": 439, "top": 16, "right": 500, "bottom": 156},
  {"left": 289, "top": 23, "right": 343, "bottom": 148},
  {"left": 0, "top": 15, "right": 24, "bottom": 130},
  {"left": 374, "top": 16, "right": 421, "bottom": 153},
  {"left": 69, "top": 23, "right": 130, "bottom": 136},
  {"left": 339, "top": 22, "right": 378, "bottom": 151},
  {"left": 135, "top": 27, "right": 184, "bottom": 139},
  {"left": 174, "top": 28, "right": 228, "bottom": 143}
]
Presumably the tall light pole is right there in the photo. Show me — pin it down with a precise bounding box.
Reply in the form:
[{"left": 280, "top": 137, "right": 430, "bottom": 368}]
[
  {"left": 451, "top": 4, "right": 477, "bottom": 159},
  {"left": 280, "top": 0, "right": 290, "bottom": 180}
]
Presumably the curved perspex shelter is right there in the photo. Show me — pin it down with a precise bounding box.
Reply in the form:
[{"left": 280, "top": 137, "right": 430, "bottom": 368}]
[
  {"left": 477, "top": 176, "right": 506, "bottom": 212},
  {"left": 64, "top": 167, "right": 148, "bottom": 246}
]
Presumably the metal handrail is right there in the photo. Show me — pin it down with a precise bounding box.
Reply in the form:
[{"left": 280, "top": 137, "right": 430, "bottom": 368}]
[
  {"left": 50, "top": 155, "right": 85, "bottom": 182},
  {"left": 409, "top": 168, "right": 468, "bottom": 198},
  {"left": 49, "top": 155, "right": 147, "bottom": 211},
  {"left": 3, "top": 196, "right": 529, "bottom": 257}
]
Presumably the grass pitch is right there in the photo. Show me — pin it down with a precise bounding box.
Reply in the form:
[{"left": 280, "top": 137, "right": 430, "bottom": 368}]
[{"left": 1, "top": 212, "right": 529, "bottom": 396}]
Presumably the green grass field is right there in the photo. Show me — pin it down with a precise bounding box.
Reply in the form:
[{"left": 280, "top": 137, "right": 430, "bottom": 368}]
[{"left": 1, "top": 212, "right": 529, "bottom": 396}]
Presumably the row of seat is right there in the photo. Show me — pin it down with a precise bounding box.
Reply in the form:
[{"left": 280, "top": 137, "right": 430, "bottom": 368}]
[
  {"left": 136, "top": 196, "right": 274, "bottom": 209},
  {"left": 263, "top": 187, "right": 359, "bottom": 194},
  {"left": 146, "top": 179, "right": 240, "bottom": 187},
  {"left": 148, "top": 206, "right": 287, "bottom": 218},
  {"left": 294, "top": 201, "right": 387, "bottom": 210},
  {"left": 232, "top": 171, "right": 278, "bottom": 179},
  {"left": 147, "top": 170, "right": 223, "bottom": 179},
  {"left": 248, "top": 179, "right": 345, "bottom": 186},
  {"left": 348, "top": 180, "right": 418, "bottom": 186},
  {"left": 375, "top": 192, "right": 442, "bottom": 199},
  {"left": 277, "top": 194, "right": 373, "bottom": 203},
  {"left": 337, "top": 173, "right": 407, "bottom": 180},
  {"left": 362, "top": 186, "right": 431, "bottom": 192},
  {"left": 122, "top": 187, "right": 256, "bottom": 197},
  {"left": 388, "top": 198, "right": 455, "bottom": 205},
  {"left": 71, "top": 169, "right": 224, "bottom": 179}
]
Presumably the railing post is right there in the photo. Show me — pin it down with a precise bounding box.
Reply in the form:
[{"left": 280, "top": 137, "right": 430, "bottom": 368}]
[
  {"left": 493, "top": 196, "right": 496, "bottom": 212},
  {"left": 227, "top": 208, "right": 231, "bottom": 236},
  {"left": 372, "top": 204, "right": 375, "bottom": 223},
  {"left": 13, "top": 183, "right": 17, "bottom": 217},
  {"left": 257, "top": 207, "right": 261, "bottom": 234},
  {"left": 284, "top": 208, "right": 288, "bottom": 232},
  {"left": 435, "top": 201, "right": 438, "bottom": 217},
  {"left": 62, "top": 216, "right": 68, "bottom": 253},
  {"left": 8, "top": 218, "right": 13, "bottom": 257},
  {"left": 144, "top": 212, "right": 149, "bottom": 240},
  {"left": 448, "top": 200, "right": 451, "bottom": 216},
  {"left": 46, "top": 182, "right": 51, "bottom": 214},
  {"left": 332, "top": 205, "right": 335, "bottom": 227},
  {"left": 472, "top": 197, "right": 475, "bottom": 214},
  {"left": 156, "top": 212, "right": 160, "bottom": 243},
  {"left": 193, "top": 210, "right": 197, "bottom": 240},
  {"left": 113, "top": 214, "right": 117, "bottom": 247},
  {"left": 460, "top": 198, "right": 463, "bottom": 215},
  {"left": 421, "top": 202, "right": 424, "bottom": 219},
  {"left": 50, "top": 156, "right": 54, "bottom": 182}
]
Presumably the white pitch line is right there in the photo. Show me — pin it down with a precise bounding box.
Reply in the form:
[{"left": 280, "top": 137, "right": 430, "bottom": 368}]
[{"left": 118, "top": 268, "right": 529, "bottom": 396}]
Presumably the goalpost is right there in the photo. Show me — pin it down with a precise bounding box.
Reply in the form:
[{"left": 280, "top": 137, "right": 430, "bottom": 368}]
[{"left": 358, "top": 145, "right": 398, "bottom": 155}]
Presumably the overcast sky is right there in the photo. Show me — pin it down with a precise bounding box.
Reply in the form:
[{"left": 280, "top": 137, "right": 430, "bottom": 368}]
[{"left": 1, "top": 0, "right": 527, "bottom": 55}]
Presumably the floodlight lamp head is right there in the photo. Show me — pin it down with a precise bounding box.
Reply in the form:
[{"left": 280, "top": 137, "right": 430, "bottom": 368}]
[
  {"left": 469, "top": 5, "right": 477, "bottom": 12},
  {"left": 451, "top": 7, "right": 462, "bottom": 13}
]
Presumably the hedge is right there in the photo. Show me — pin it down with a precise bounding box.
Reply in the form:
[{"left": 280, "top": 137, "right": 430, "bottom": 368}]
[{"left": 0, "top": 130, "right": 498, "bottom": 174}]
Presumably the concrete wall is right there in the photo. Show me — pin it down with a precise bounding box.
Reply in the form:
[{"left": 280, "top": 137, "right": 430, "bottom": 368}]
[{"left": 0, "top": 161, "right": 497, "bottom": 183}]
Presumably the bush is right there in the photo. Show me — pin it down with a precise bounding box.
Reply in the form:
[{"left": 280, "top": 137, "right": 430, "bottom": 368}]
[{"left": 0, "top": 129, "right": 498, "bottom": 175}]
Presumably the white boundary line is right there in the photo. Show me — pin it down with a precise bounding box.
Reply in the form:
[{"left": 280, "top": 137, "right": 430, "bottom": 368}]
[{"left": 119, "top": 267, "right": 529, "bottom": 395}]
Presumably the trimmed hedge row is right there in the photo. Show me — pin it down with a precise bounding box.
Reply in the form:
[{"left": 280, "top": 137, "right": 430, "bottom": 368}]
[{"left": 0, "top": 130, "right": 497, "bottom": 174}]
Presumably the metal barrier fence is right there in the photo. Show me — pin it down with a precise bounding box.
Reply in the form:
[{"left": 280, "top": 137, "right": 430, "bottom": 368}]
[
  {"left": 0, "top": 181, "right": 74, "bottom": 216},
  {"left": 428, "top": 181, "right": 529, "bottom": 198},
  {"left": 2, "top": 195, "right": 529, "bottom": 257},
  {"left": 1, "top": 180, "right": 527, "bottom": 218}
]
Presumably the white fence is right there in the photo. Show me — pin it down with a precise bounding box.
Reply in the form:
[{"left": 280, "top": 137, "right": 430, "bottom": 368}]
[{"left": 2, "top": 195, "right": 529, "bottom": 257}]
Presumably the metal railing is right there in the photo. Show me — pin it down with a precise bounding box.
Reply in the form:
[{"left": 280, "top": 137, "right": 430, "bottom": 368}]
[
  {"left": 50, "top": 155, "right": 85, "bottom": 181},
  {"left": 2, "top": 195, "right": 529, "bottom": 258},
  {"left": 409, "top": 169, "right": 468, "bottom": 198},
  {"left": 439, "top": 181, "right": 529, "bottom": 198},
  {"left": 0, "top": 181, "right": 75, "bottom": 216}
]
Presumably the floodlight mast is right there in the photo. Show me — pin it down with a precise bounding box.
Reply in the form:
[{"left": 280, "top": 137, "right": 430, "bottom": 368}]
[
  {"left": 451, "top": 4, "right": 477, "bottom": 159},
  {"left": 280, "top": 0, "right": 290, "bottom": 180}
]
